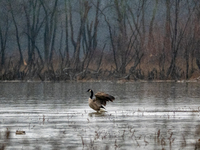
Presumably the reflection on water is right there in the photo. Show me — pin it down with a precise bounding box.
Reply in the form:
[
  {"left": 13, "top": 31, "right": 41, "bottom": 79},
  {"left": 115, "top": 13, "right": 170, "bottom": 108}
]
[{"left": 0, "top": 81, "right": 200, "bottom": 149}]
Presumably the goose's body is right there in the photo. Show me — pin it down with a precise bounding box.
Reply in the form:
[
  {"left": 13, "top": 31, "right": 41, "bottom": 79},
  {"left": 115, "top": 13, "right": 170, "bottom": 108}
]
[{"left": 87, "top": 89, "right": 115, "bottom": 112}]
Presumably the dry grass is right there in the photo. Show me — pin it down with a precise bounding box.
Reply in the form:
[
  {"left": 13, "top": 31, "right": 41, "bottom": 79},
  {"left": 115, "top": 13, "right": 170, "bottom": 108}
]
[{"left": 0, "top": 50, "right": 199, "bottom": 81}]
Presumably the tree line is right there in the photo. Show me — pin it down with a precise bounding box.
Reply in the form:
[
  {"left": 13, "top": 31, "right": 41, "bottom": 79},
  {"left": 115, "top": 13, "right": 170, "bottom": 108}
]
[{"left": 0, "top": 0, "right": 200, "bottom": 81}]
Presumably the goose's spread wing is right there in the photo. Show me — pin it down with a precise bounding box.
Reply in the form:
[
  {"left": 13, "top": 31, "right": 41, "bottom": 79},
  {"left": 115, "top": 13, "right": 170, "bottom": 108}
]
[{"left": 95, "top": 92, "right": 115, "bottom": 106}]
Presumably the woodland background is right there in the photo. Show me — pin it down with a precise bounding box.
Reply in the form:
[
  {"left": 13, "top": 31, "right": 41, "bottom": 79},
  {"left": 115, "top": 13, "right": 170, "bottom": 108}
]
[{"left": 0, "top": 0, "right": 200, "bottom": 81}]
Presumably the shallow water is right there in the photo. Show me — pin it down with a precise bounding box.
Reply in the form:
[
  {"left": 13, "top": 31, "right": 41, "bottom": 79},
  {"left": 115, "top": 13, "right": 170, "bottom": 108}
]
[{"left": 0, "top": 81, "right": 200, "bottom": 149}]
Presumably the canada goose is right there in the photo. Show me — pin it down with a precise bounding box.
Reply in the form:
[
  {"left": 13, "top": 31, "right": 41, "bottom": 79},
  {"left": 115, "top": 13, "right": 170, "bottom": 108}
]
[{"left": 87, "top": 89, "right": 115, "bottom": 112}]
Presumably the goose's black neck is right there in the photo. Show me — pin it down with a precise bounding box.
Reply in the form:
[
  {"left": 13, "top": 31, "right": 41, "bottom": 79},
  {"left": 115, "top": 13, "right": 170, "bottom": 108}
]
[{"left": 90, "top": 90, "right": 94, "bottom": 99}]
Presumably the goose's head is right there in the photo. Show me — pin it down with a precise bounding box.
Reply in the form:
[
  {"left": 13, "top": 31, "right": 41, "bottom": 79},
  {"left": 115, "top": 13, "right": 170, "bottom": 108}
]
[{"left": 87, "top": 89, "right": 92, "bottom": 92}]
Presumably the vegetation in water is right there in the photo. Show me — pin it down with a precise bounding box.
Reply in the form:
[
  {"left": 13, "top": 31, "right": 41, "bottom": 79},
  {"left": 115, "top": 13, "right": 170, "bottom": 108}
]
[{"left": 1, "top": 107, "right": 200, "bottom": 149}]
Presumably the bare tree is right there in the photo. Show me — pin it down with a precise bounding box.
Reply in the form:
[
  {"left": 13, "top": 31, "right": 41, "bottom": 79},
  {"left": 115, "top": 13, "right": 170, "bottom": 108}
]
[
  {"left": 0, "top": 0, "right": 199, "bottom": 80},
  {"left": 0, "top": 1, "right": 10, "bottom": 68},
  {"left": 159, "top": 0, "right": 171, "bottom": 79},
  {"left": 23, "top": 0, "right": 44, "bottom": 73},
  {"left": 8, "top": 0, "right": 24, "bottom": 66},
  {"left": 104, "top": 0, "right": 145, "bottom": 76},
  {"left": 194, "top": 1, "right": 200, "bottom": 71},
  {"left": 40, "top": 0, "right": 58, "bottom": 69},
  {"left": 69, "top": 1, "right": 91, "bottom": 72},
  {"left": 64, "top": 0, "right": 70, "bottom": 67},
  {"left": 81, "top": 0, "right": 100, "bottom": 72},
  {"left": 167, "top": 0, "right": 197, "bottom": 79},
  {"left": 183, "top": 0, "right": 199, "bottom": 79},
  {"left": 148, "top": 0, "right": 158, "bottom": 52}
]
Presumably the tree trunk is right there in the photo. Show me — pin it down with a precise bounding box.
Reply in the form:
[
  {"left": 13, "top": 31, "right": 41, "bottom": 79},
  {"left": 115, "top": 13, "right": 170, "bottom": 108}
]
[
  {"left": 70, "top": 1, "right": 91, "bottom": 71},
  {"left": 64, "top": 0, "right": 70, "bottom": 67},
  {"left": 167, "top": 0, "right": 180, "bottom": 79},
  {"left": 9, "top": 0, "right": 23, "bottom": 66}
]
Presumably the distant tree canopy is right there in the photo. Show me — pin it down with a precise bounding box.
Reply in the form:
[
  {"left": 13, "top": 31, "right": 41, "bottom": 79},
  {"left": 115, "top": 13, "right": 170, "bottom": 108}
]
[{"left": 0, "top": 0, "right": 200, "bottom": 81}]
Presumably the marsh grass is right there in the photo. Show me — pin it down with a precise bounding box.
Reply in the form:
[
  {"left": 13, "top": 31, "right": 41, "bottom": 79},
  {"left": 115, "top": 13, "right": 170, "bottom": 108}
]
[
  {"left": 0, "top": 128, "right": 10, "bottom": 150},
  {"left": 1, "top": 107, "right": 200, "bottom": 149}
]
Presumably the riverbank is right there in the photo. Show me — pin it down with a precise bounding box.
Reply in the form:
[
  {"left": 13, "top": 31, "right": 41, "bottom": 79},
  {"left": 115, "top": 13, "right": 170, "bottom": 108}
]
[{"left": 0, "top": 65, "right": 200, "bottom": 82}]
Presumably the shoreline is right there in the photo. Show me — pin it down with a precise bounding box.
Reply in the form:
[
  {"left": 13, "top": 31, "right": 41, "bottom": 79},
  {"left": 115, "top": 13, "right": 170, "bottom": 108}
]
[{"left": 0, "top": 79, "right": 199, "bottom": 83}]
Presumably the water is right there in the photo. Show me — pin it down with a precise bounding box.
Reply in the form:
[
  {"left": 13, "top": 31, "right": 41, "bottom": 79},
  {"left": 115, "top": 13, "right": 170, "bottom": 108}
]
[{"left": 0, "top": 81, "right": 200, "bottom": 149}]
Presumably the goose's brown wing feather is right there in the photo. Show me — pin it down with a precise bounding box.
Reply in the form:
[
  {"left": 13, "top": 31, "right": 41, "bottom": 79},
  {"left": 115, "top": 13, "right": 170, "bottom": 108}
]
[{"left": 95, "top": 92, "right": 115, "bottom": 106}]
